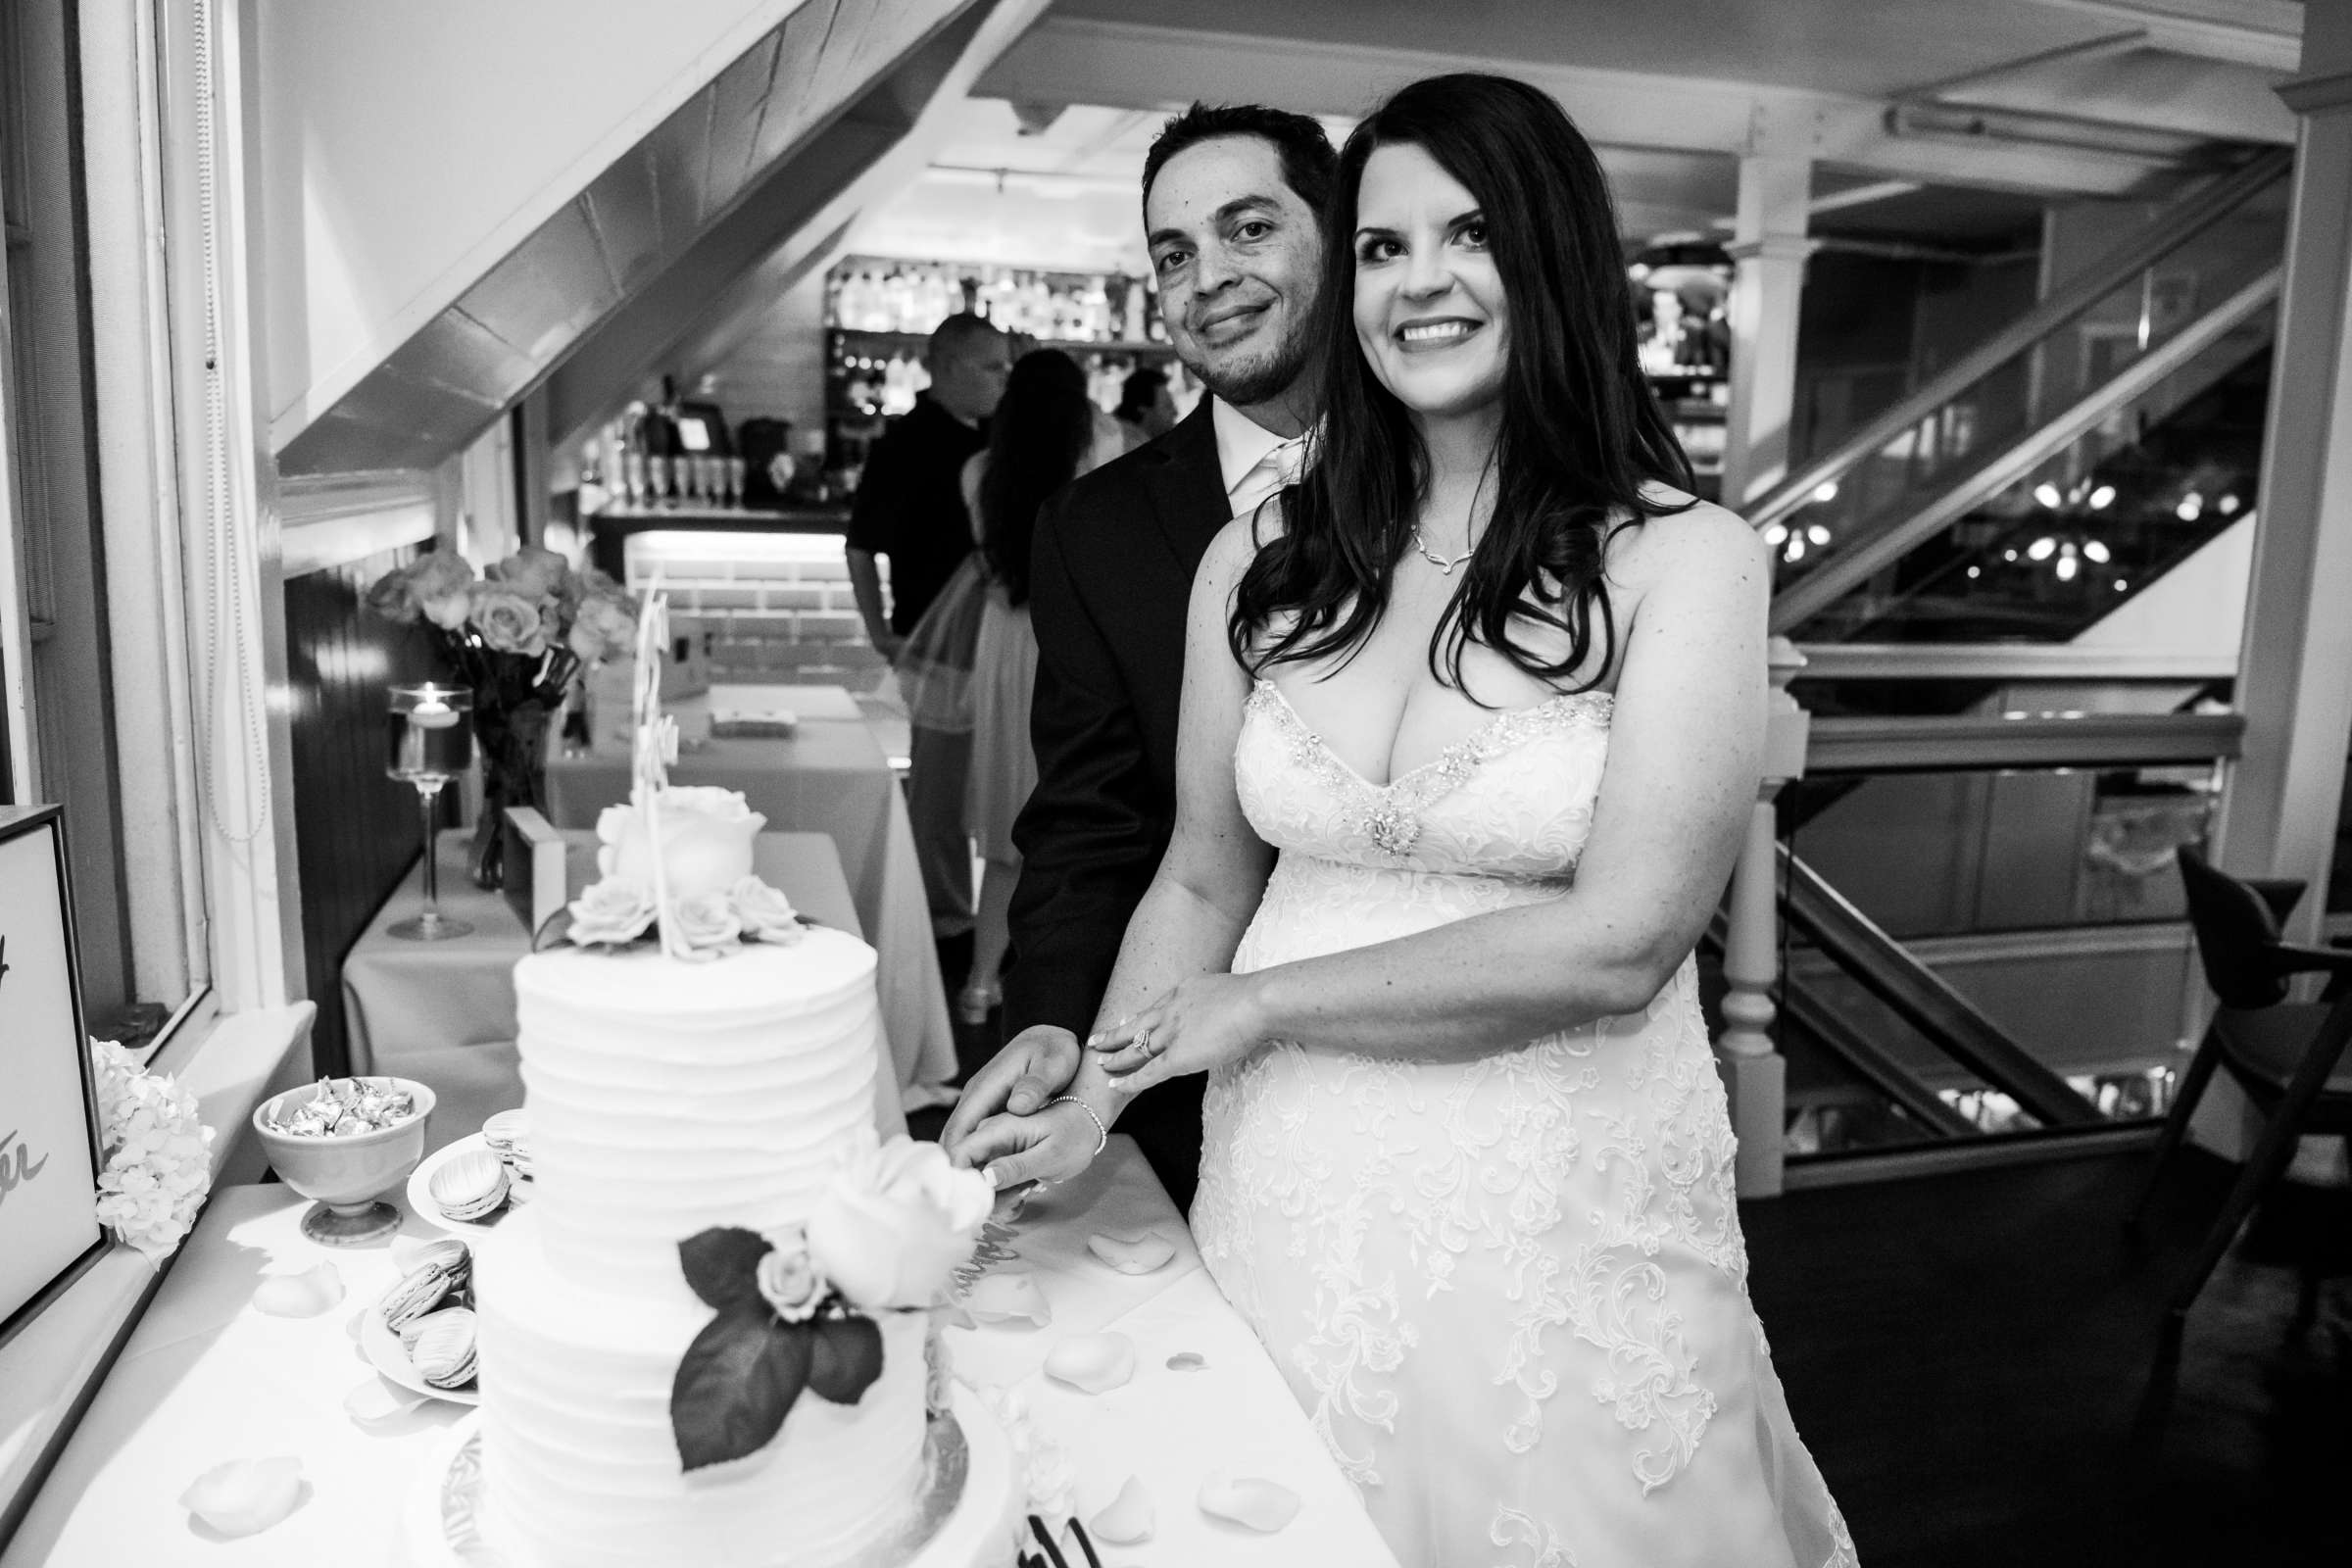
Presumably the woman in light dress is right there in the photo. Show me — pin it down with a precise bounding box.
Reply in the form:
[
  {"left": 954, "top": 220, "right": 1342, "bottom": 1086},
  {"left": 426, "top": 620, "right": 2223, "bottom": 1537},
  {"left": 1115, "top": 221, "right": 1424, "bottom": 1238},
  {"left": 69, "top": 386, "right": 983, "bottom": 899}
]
[
  {"left": 955, "top": 74, "right": 1855, "bottom": 1566},
  {"left": 957, "top": 350, "right": 1131, "bottom": 1022}
]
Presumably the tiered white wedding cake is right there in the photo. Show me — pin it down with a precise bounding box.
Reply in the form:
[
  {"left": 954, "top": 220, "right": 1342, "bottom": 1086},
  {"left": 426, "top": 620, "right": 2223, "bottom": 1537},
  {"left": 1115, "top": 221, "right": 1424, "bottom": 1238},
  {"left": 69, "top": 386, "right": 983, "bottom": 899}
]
[
  {"left": 463, "top": 601, "right": 1009, "bottom": 1568},
  {"left": 477, "top": 934, "right": 942, "bottom": 1566}
]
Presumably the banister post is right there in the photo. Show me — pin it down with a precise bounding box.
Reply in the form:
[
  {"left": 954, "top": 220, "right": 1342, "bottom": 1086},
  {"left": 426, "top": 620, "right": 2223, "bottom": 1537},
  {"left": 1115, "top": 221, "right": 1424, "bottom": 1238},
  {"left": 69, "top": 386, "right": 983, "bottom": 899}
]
[{"left": 1720, "top": 636, "right": 1809, "bottom": 1198}]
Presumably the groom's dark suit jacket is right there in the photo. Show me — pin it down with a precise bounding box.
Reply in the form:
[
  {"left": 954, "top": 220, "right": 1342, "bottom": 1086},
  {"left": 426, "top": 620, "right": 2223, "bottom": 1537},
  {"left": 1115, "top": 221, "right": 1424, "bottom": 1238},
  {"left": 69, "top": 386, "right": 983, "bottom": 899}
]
[{"left": 1005, "top": 399, "right": 1228, "bottom": 1211}]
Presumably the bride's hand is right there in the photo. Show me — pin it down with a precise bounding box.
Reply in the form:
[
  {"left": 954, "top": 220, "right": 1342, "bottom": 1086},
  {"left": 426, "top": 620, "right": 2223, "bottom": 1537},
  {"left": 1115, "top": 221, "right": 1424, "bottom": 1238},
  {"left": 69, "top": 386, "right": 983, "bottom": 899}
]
[
  {"left": 1088, "top": 973, "right": 1269, "bottom": 1091},
  {"left": 949, "top": 1098, "right": 1105, "bottom": 1192}
]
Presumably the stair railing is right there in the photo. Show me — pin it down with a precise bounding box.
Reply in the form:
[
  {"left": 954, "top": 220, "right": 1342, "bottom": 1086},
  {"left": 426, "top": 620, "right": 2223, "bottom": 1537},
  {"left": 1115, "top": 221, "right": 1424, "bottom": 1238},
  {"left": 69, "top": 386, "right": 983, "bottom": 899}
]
[
  {"left": 1743, "top": 147, "right": 2290, "bottom": 541},
  {"left": 1767, "top": 265, "right": 2279, "bottom": 632}
]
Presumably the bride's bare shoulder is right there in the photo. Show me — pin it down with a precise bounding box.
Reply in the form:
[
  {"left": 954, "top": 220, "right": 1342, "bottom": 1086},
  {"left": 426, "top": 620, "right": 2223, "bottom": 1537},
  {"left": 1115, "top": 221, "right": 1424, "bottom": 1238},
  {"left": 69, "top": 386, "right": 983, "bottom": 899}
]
[{"left": 1610, "top": 486, "right": 1769, "bottom": 593}]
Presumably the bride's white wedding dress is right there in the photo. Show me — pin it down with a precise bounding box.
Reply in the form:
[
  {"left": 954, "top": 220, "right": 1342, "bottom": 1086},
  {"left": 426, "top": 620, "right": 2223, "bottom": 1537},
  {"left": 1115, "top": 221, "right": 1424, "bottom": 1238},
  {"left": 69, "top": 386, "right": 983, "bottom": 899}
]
[{"left": 1192, "top": 678, "right": 1856, "bottom": 1568}]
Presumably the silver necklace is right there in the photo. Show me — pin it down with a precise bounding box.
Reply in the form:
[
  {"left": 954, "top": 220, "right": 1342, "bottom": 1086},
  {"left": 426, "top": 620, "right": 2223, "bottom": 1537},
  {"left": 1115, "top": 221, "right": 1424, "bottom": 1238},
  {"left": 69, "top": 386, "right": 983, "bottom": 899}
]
[{"left": 1410, "top": 526, "right": 1474, "bottom": 576}]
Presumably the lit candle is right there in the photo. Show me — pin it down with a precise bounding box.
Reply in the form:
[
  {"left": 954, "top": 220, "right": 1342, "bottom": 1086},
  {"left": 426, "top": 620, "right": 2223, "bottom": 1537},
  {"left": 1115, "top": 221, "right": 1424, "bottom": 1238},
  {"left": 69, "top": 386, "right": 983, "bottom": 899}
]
[{"left": 412, "top": 691, "right": 459, "bottom": 729}]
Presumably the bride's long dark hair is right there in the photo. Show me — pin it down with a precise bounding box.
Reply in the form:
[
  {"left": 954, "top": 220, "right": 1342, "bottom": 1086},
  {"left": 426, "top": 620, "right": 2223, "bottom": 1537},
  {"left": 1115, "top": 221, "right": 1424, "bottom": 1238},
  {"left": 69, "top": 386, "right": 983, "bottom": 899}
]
[{"left": 1229, "top": 74, "right": 1695, "bottom": 695}]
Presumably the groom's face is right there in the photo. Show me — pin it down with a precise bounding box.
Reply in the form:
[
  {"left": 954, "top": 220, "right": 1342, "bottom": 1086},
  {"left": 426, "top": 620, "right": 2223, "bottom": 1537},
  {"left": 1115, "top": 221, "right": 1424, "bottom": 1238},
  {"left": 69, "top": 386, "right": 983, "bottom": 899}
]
[{"left": 1145, "top": 136, "right": 1322, "bottom": 409}]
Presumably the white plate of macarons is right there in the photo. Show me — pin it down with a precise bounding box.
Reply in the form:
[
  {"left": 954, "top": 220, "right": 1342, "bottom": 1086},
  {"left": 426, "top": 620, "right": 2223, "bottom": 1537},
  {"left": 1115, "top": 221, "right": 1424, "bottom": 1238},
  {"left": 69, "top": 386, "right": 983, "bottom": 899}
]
[
  {"left": 406, "top": 1112, "right": 533, "bottom": 1236},
  {"left": 361, "top": 1237, "right": 479, "bottom": 1404}
]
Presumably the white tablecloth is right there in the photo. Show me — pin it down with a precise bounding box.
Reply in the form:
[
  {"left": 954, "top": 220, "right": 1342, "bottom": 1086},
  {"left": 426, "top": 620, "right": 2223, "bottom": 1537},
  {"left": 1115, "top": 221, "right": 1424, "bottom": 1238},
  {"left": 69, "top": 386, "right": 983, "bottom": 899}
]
[{"left": 4, "top": 1142, "right": 1396, "bottom": 1568}]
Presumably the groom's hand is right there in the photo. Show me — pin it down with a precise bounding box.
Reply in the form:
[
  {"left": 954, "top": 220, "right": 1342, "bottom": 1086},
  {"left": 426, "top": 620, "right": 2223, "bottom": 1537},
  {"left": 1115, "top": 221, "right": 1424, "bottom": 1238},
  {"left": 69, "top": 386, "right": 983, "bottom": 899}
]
[
  {"left": 941, "top": 1025, "right": 1081, "bottom": 1162},
  {"left": 951, "top": 1099, "right": 1102, "bottom": 1192}
]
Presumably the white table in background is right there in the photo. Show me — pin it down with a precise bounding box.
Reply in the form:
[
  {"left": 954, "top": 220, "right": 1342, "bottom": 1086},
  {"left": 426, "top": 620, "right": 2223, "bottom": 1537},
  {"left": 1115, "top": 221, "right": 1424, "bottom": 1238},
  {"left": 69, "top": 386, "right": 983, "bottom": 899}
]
[{"left": 2, "top": 1141, "right": 1394, "bottom": 1568}]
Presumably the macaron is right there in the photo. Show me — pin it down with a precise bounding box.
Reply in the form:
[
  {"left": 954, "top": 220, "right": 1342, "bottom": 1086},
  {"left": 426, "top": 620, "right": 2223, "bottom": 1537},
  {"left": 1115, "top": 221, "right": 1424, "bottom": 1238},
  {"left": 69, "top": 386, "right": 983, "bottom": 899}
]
[
  {"left": 480, "top": 1109, "right": 528, "bottom": 1160},
  {"left": 398, "top": 1305, "right": 455, "bottom": 1353},
  {"left": 380, "top": 1261, "right": 457, "bottom": 1335},
  {"left": 410, "top": 1307, "right": 477, "bottom": 1389},
  {"left": 411, "top": 1237, "right": 471, "bottom": 1291},
  {"left": 428, "top": 1149, "right": 510, "bottom": 1223}
]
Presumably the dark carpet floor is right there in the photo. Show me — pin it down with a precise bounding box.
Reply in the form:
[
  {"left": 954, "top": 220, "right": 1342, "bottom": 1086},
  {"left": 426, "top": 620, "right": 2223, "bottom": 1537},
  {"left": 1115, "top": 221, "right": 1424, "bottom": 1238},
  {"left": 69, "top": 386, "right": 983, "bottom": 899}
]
[{"left": 1742, "top": 1148, "right": 2352, "bottom": 1567}]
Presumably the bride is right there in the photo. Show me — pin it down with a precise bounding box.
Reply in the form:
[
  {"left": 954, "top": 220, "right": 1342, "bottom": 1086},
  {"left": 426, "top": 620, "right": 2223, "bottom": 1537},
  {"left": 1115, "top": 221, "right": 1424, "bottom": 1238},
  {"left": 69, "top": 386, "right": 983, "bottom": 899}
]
[{"left": 951, "top": 73, "right": 1854, "bottom": 1568}]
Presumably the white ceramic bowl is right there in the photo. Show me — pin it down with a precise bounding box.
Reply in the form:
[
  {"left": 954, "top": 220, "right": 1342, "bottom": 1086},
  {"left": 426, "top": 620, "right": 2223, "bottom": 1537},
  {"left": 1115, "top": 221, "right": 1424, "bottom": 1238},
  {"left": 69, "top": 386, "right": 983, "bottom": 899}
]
[{"left": 250, "top": 1077, "right": 436, "bottom": 1245}]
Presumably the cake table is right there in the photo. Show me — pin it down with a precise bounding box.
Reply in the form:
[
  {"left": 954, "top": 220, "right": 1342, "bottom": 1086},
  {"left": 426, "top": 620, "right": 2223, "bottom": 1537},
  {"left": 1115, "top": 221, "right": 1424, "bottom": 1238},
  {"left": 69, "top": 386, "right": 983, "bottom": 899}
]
[{"left": 1, "top": 1139, "right": 1399, "bottom": 1568}]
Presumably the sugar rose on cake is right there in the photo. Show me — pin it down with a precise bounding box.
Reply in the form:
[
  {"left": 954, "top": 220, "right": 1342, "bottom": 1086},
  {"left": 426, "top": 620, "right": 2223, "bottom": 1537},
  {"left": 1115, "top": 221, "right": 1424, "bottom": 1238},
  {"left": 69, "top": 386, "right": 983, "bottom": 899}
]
[
  {"left": 595, "top": 786, "right": 764, "bottom": 902},
  {"left": 567, "top": 785, "right": 821, "bottom": 956},
  {"left": 667, "top": 890, "right": 744, "bottom": 952},
  {"left": 564, "top": 877, "right": 657, "bottom": 946},
  {"left": 807, "top": 1137, "right": 995, "bottom": 1311}
]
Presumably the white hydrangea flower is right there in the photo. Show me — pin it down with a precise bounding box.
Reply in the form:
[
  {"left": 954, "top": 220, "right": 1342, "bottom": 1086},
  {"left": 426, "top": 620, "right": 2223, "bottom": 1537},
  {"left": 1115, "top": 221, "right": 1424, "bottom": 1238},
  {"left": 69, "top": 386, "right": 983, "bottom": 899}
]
[{"left": 88, "top": 1038, "right": 214, "bottom": 1265}]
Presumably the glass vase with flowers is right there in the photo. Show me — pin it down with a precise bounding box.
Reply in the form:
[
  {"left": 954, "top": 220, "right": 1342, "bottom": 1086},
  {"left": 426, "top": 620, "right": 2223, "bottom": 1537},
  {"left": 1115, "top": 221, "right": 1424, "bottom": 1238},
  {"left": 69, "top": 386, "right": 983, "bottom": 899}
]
[{"left": 364, "top": 544, "right": 640, "bottom": 888}]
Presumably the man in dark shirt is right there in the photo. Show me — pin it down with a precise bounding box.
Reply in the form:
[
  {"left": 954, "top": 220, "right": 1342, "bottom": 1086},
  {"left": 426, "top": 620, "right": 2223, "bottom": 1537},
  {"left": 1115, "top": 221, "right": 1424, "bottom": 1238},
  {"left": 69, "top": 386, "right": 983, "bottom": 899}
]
[{"left": 846, "top": 314, "right": 1009, "bottom": 941}]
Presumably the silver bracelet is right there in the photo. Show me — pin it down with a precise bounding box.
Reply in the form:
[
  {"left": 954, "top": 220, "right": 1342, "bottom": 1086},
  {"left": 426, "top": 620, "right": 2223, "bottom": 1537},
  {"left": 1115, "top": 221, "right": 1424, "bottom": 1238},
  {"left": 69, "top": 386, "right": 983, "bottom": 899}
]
[{"left": 1050, "top": 1095, "right": 1108, "bottom": 1156}]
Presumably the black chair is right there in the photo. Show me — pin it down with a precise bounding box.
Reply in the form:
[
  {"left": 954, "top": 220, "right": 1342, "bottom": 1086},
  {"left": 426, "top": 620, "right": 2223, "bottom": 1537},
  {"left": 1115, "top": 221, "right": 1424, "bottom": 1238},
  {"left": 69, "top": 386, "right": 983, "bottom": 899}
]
[{"left": 2130, "top": 846, "right": 2352, "bottom": 1354}]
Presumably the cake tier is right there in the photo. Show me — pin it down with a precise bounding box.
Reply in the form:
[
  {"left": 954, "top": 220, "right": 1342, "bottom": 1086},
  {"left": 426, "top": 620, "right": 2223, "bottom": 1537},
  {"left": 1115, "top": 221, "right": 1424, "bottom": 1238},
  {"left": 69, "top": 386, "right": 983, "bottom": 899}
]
[
  {"left": 514, "top": 933, "right": 880, "bottom": 1299},
  {"left": 477, "top": 1210, "right": 930, "bottom": 1568}
]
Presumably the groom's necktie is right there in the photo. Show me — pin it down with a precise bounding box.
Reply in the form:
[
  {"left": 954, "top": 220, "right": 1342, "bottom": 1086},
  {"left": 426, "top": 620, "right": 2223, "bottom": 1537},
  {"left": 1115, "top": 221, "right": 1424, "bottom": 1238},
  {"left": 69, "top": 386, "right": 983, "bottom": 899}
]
[{"left": 1228, "top": 436, "right": 1307, "bottom": 519}]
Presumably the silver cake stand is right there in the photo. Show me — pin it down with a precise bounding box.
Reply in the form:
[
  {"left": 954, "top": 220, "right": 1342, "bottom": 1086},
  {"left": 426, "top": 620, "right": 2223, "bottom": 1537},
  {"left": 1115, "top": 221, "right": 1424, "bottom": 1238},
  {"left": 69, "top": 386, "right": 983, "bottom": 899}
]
[{"left": 403, "top": 1391, "right": 1008, "bottom": 1567}]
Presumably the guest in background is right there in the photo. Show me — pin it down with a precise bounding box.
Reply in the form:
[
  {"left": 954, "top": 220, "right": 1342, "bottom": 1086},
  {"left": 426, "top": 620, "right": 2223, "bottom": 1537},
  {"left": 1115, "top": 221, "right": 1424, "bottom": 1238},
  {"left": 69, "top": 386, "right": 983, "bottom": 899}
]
[
  {"left": 846, "top": 313, "right": 1010, "bottom": 945},
  {"left": 735, "top": 416, "right": 794, "bottom": 509},
  {"left": 1114, "top": 365, "right": 1178, "bottom": 440},
  {"left": 956, "top": 351, "right": 1129, "bottom": 1023}
]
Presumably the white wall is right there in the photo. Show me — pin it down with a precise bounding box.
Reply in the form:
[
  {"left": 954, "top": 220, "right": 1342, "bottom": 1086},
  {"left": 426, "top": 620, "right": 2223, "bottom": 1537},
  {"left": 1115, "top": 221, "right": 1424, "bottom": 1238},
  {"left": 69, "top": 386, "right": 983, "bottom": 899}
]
[
  {"left": 698, "top": 270, "right": 830, "bottom": 433},
  {"left": 2073, "top": 514, "right": 2254, "bottom": 661},
  {"left": 257, "top": 0, "right": 808, "bottom": 451}
]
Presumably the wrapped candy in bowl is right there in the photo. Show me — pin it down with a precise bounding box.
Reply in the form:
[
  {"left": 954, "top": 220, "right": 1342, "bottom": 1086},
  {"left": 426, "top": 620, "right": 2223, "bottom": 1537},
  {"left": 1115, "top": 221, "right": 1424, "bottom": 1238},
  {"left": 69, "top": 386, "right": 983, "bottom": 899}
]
[{"left": 250, "top": 1076, "right": 437, "bottom": 1247}]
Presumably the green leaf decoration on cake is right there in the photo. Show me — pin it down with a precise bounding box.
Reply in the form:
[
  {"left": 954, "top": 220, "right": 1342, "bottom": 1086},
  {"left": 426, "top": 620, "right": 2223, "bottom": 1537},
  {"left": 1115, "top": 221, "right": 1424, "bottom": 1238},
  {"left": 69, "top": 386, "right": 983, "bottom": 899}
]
[
  {"left": 805, "top": 1313, "right": 884, "bottom": 1405},
  {"left": 666, "top": 1225, "right": 896, "bottom": 1470},
  {"left": 677, "top": 1226, "right": 771, "bottom": 1310},
  {"left": 671, "top": 1300, "right": 811, "bottom": 1472}
]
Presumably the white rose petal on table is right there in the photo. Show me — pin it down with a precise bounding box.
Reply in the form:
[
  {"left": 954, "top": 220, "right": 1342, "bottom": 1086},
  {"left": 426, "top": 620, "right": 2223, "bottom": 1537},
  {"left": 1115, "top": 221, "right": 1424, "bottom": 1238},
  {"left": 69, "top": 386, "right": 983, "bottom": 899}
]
[
  {"left": 252, "top": 1261, "right": 344, "bottom": 1318},
  {"left": 1043, "top": 1331, "right": 1136, "bottom": 1395},
  {"left": 1198, "top": 1471, "right": 1302, "bottom": 1534},
  {"left": 1084, "top": 1230, "right": 1175, "bottom": 1275},
  {"left": 342, "top": 1378, "right": 426, "bottom": 1426},
  {"left": 179, "top": 1456, "right": 306, "bottom": 1539},
  {"left": 961, "top": 1268, "right": 1051, "bottom": 1326},
  {"left": 1091, "top": 1475, "right": 1155, "bottom": 1544}
]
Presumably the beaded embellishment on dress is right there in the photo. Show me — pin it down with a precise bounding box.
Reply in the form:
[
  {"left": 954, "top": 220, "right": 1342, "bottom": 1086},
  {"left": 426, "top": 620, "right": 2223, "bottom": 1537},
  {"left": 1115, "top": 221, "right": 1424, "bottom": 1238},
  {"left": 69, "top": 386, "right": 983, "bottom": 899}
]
[{"left": 1247, "top": 678, "right": 1613, "bottom": 861}]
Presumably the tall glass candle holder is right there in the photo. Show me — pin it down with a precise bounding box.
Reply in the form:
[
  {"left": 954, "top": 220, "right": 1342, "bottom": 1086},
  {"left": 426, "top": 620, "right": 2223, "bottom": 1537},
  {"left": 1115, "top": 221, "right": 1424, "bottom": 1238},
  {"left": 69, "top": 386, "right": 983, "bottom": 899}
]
[{"left": 386, "top": 682, "right": 475, "bottom": 941}]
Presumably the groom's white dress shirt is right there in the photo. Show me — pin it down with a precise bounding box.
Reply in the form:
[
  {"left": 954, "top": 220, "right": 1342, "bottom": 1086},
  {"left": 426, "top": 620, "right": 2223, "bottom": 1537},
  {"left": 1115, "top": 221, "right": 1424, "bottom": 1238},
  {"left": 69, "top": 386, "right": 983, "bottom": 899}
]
[{"left": 1213, "top": 396, "right": 1308, "bottom": 520}]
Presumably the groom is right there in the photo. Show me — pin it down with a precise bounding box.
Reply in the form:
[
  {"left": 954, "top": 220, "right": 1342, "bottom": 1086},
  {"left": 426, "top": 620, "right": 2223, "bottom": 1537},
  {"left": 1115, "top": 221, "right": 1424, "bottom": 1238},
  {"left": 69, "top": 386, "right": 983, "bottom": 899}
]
[{"left": 940, "top": 105, "right": 1334, "bottom": 1209}]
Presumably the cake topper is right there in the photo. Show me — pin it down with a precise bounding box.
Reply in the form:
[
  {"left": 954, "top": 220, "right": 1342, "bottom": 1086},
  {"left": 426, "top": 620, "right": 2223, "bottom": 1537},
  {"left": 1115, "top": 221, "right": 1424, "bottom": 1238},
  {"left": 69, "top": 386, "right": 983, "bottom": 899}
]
[
  {"left": 631, "top": 594, "right": 687, "bottom": 961},
  {"left": 559, "top": 588, "right": 807, "bottom": 956}
]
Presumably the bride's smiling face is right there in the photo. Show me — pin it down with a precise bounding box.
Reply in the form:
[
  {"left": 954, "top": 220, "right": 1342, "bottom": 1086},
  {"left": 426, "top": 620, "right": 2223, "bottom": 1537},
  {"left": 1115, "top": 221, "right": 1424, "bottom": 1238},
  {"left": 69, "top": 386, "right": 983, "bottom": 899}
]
[{"left": 1350, "top": 142, "right": 1509, "bottom": 422}]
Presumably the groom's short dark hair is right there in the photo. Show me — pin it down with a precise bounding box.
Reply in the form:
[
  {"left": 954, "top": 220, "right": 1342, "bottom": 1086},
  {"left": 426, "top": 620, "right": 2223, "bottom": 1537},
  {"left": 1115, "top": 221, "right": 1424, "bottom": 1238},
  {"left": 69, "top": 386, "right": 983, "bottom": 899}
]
[{"left": 1141, "top": 104, "right": 1337, "bottom": 220}]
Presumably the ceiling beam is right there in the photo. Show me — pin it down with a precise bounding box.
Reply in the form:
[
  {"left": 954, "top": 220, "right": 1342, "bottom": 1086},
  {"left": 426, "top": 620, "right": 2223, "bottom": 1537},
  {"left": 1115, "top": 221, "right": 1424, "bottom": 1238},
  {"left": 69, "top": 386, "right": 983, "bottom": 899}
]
[
  {"left": 1806, "top": 178, "right": 1927, "bottom": 216},
  {"left": 2008, "top": 0, "right": 2302, "bottom": 72},
  {"left": 551, "top": 0, "right": 1060, "bottom": 452},
  {"left": 975, "top": 17, "right": 2288, "bottom": 200}
]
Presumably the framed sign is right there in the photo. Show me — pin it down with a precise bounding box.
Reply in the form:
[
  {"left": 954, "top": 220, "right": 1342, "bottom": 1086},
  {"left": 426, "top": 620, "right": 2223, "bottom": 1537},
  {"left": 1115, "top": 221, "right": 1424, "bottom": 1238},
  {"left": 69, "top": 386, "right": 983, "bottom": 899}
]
[{"left": 0, "top": 806, "right": 106, "bottom": 1348}]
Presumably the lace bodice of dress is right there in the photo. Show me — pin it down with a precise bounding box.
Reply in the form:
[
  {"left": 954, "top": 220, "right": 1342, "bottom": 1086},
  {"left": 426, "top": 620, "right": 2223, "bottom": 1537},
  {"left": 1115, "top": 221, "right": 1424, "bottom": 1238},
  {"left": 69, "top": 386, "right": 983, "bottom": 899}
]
[{"left": 1233, "top": 678, "right": 1615, "bottom": 953}]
